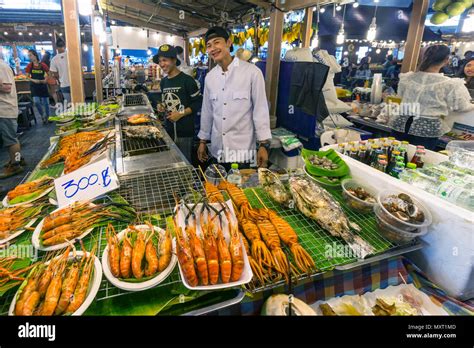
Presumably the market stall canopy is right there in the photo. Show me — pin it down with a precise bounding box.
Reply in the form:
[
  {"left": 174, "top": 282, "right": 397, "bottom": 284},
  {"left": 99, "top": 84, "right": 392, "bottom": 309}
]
[
  {"left": 317, "top": 3, "right": 442, "bottom": 41},
  {"left": 99, "top": 0, "right": 259, "bottom": 35}
]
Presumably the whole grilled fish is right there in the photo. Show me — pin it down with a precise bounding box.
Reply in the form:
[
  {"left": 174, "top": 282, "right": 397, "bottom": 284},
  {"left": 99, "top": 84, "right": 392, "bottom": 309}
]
[
  {"left": 289, "top": 176, "right": 374, "bottom": 259},
  {"left": 258, "top": 168, "right": 292, "bottom": 207}
]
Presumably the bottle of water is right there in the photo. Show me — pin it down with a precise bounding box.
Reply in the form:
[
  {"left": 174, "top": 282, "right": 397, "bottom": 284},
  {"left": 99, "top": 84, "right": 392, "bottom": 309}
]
[
  {"left": 399, "top": 163, "right": 440, "bottom": 194},
  {"left": 436, "top": 181, "right": 474, "bottom": 211},
  {"left": 227, "top": 163, "right": 242, "bottom": 187}
]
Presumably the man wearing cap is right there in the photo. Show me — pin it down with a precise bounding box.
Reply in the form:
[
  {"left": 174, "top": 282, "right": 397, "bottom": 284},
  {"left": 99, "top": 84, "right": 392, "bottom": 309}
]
[
  {"left": 197, "top": 26, "right": 272, "bottom": 169},
  {"left": 154, "top": 44, "right": 202, "bottom": 163}
]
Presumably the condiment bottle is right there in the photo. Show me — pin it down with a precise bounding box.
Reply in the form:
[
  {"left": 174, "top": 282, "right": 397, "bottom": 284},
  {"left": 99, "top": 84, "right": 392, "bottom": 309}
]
[
  {"left": 375, "top": 159, "right": 388, "bottom": 172},
  {"left": 349, "top": 147, "right": 359, "bottom": 160},
  {"left": 411, "top": 149, "right": 426, "bottom": 168},
  {"left": 401, "top": 141, "right": 410, "bottom": 165},
  {"left": 337, "top": 143, "right": 345, "bottom": 154},
  {"left": 389, "top": 161, "right": 405, "bottom": 178},
  {"left": 358, "top": 146, "right": 368, "bottom": 164}
]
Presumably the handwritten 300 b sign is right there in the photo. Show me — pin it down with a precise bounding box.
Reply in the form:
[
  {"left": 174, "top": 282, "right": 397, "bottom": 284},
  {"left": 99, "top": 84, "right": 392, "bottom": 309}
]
[{"left": 54, "top": 158, "right": 119, "bottom": 207}]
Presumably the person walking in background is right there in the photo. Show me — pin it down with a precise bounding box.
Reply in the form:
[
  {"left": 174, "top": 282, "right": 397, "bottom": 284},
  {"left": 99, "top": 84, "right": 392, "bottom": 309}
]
[
  {"left": 41, "top": 51, "right": 58, "bottom": 105},
  {"left": 50, "top": 39, "right": 71, "bottom": 107},
  {"left": 0, "top": 56, "right": 24, "bottom": 178},
  {"left": 25, "top": 49, "right": 50, "bottom": 124}
]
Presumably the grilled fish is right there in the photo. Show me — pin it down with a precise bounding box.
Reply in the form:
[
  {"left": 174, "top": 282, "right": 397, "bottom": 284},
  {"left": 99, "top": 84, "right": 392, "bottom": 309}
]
[
  {"left": 258, "top": 168, "right": 292, "bottom": 207},
  {"left": 289, "top": 176, "right": 374, "bottom": 259},
  {"left": 124, "top": 126, "right": 162, "bottom": 140}
]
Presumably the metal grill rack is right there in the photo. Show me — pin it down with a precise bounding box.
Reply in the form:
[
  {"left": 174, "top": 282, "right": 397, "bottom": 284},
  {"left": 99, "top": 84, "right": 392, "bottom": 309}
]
[
  {"left": 244, "top": 187, "right": 422, "bottom": 293},
  {"left": 0, "top": 166, "right": 205, "bottom": 314},
  {"left": 123, "top": 94, "right": 146, "bottom": 107},
  {"left": 122, "top": 133, "right": 169, "bottom": 157},
  {"left": 117, "top": 166, "right": 203, "bottom": 215}
]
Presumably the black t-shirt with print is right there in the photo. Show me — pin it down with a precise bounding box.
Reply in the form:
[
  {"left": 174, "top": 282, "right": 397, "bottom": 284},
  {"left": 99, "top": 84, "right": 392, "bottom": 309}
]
[{"left": 160, "top": 72, "right": 202, "bottom": 138}]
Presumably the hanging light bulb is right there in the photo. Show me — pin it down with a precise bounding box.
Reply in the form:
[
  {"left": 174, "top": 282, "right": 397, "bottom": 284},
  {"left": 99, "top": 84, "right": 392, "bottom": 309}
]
[
  {"left": 336, "top": 5, "right": 346, "bottom": 45},
  {"left": 336, "top": 23, "right": 345, "bottom": 45},
  {"left": 376, "top": 48, "right": 381, "bottom": 54},
  {"left": 367, "top": 17, "right": 377, "bottom": 41},
  {"left": 353, "top": 1, "right": 359, "bottom": 8},
  {"left": 336, "top": 5, "right": 342, "bottom": 11},
  {"left": 320, "top": 7, "right": 326, "bottom": 13},
  {"left": 111, "top": 20, "right": 116, "bottom": 25},
  {"left": 78, "top": 0, "right": 92, "bottom": 16},
  {"left": 147, "top": 49, "right": 152, "bottom": 55},
  {"left": 83, "top": 44, "right": 89, "bottom": 52}
]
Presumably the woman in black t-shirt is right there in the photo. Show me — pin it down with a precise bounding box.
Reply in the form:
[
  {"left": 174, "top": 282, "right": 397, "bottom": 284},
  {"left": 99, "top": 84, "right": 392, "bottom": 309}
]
[{"left": 25, "top": 49, "right": 51, "bottom": 124}]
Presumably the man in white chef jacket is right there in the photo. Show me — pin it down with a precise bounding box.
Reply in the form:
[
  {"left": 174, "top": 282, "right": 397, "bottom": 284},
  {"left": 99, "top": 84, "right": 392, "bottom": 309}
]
[{"left": 197, "top": 27, "right": 272, "bottom": 169}]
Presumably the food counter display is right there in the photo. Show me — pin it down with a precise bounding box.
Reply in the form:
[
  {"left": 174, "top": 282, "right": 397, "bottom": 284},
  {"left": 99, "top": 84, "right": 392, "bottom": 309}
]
[{"left": 0, "top": 101, "right": 471, "bottom": 316}]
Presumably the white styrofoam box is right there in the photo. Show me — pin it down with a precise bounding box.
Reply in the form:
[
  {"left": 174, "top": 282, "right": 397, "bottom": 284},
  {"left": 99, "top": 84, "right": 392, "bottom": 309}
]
[
  {"left": 320, "top": 146, "right": 473, "bottom": 300},
  {"left": 270, "top": 148, "right": 304, "bottom": 169}
]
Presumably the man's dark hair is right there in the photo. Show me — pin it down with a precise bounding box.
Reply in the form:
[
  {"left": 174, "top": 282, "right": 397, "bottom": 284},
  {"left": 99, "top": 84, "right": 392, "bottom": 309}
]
[{"left": 56, "top": 39, "right": 66, "bottom": 48}]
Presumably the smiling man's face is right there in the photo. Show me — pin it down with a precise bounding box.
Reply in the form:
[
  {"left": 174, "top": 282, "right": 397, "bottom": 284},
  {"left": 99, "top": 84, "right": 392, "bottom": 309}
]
[{"left": 206, "top": 37, "right": 231, "bottom": 64}]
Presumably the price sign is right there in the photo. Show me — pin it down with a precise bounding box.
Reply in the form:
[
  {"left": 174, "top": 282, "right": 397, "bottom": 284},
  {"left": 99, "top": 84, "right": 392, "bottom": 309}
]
[{"left": 54, "top": 157, "right": 119, "bottom": 207}]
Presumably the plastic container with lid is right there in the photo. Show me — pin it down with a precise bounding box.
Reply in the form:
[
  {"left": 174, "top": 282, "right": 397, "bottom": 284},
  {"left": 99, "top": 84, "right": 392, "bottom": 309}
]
[
  {"left": 374, "top": 205, "right": 428, "bottom": 244},
  {"left": 204, "top": 164, "right": 227, "bottom": 186},
  {"left": 341, "top": 179, "right": 378, "bottom": 214},
  {"left": 377, "top": 190, "right": 433, "bottom": 232}
]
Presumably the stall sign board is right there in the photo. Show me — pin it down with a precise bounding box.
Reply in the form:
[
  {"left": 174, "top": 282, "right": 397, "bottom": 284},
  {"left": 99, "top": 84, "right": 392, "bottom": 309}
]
[{"left": 54, "top": 157, "right": 119, "bottom": 208}]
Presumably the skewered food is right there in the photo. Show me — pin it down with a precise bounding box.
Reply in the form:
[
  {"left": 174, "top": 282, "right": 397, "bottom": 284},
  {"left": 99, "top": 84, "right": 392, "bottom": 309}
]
[
  {"left": 258, "top": 168, "right": 292, "bottom": 207},
  {"left": 127, "top": 114, "right": 150, "bottom": 125},
  {"left": 6, "top": 176, "right": 54, "bottom": 204},
  {"left": 204, "top": 182, "right": 225, "bottom": 203},
  {"left": 39, "top": 201, "right": 136, "bottom": 247},
  {"left": 174, "top": 202, "right": 246, "bottom": 287},
  {"left": 0, "top": 258, "right": 37, "bottom": 296},
  {"left": 289, "top": 176, "right": 375, "bottom": 259},
  {"left": 13, "top": 244, "right": 98, "bottom": 316},
  {"left": 40, "top": 131, "right": 111, "bottom": 174},
  {"left": 124, "top": 126, "right": 163, "bottom": 140},
  {"left": 265, "top": 209, "right": 316, "bottom": 274},
  {"left": 0, "top": 204, "right": 47, "bottom": 242}
]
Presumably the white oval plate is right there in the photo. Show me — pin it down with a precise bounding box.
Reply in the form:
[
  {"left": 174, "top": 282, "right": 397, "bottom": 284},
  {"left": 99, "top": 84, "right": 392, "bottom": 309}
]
[
  {"left": 32, "top": 204, "right": 96, "bottom": 252},
  {"left": 0, "top": 217, "right": 38, "bottom": 245},
  {"left": 101, "top": 224, "right": 177, "bottom": 292},
  {"left": 2, "top": 186, "right": 55, "bottom": 208},
  {"left": 9, "top": 251, "right": 102, "bottom": 316}
]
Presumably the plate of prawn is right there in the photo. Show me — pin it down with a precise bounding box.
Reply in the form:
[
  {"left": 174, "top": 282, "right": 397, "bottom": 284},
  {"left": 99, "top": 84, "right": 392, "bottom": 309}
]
[
  {"left": 32, "top": 202, "right": 99, "bottom": 251},
  {"left": 9, "top": 246, "right": 102, "bottom": 316},
  {"left": 101, "top": 223, "right": 177, "bottom": 292},
  {"left": 174, "top": 200, "right": 253, "bottom": 291},
  {"left": 0, "top": 204, "right": 47, "bottom": 245},
  {"left": 2, "top": 176, "right": 55, "bottom": 208}
]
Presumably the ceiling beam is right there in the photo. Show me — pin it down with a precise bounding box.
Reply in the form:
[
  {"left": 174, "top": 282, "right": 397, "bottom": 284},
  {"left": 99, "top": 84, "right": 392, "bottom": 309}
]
[
  {"left": 101, "top": 0, "right": 208, "bottom": 29},
  {"left": 103, "top": 3, "right": 196, "bottom": 32},
  {"left": 284, "top": 0, "right": 344, "bottom": 11},
  {"left": 107, "top": 12, "right": 183, "bottom": 35}
]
